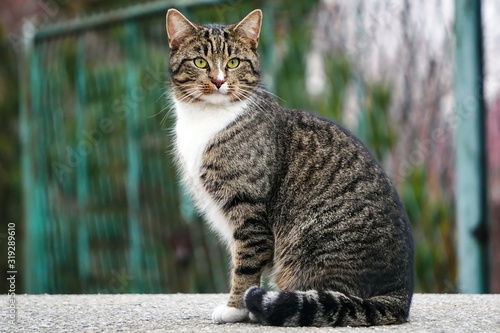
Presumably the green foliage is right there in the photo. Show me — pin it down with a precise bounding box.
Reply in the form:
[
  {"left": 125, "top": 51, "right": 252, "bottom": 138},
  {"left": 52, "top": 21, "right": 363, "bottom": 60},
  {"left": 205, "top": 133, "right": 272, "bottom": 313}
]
[
  {"left": 311, "top": 56, "right": 351, "bottom": 121},
  {"left": 402, "top": 166, "right": 456, "bottom": 292},
  {"left": 360, "top": 82, "right": 396, "bottom": 160}
]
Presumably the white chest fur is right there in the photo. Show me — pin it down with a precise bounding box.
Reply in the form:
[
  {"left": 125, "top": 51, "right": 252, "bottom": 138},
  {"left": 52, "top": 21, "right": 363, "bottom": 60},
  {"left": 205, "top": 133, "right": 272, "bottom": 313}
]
[{"left": 173, "top": 98, "right": 248, "bottom": 244}]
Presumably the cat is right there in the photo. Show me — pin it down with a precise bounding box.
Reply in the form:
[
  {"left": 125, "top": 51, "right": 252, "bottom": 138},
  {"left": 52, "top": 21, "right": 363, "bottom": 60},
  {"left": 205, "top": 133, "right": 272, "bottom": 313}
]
[{"left": 165, "top": 8, "right": 414, "bottom": 327}]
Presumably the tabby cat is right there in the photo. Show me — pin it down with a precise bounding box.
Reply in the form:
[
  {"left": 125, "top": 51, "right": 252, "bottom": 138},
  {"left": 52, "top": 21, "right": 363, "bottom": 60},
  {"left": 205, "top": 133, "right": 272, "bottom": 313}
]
[{"left": 166, "top": 8, "right": 414, "bottom": 327}]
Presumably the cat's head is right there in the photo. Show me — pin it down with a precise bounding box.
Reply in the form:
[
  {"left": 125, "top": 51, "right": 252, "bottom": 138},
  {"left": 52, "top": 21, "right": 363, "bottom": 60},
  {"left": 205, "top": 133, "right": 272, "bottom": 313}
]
[{"left": 166, "top": 9, "right": 262, "bottom": 106}]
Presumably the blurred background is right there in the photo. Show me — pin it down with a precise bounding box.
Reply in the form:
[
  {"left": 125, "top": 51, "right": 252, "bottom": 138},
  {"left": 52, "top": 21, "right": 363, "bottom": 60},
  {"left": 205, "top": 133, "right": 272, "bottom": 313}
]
[{"left": 0, "top": 0, "right": 499, "bottom": 295}]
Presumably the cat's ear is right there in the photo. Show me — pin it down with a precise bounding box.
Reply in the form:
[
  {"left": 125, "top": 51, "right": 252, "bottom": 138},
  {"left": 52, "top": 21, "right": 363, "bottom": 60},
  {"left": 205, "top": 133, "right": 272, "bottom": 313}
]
[
  {"left": 166, "top": 9, "right": 199, "bottom": 51},
  {"left": 232, "top": 9, "right": 262, "bottom": 49}
]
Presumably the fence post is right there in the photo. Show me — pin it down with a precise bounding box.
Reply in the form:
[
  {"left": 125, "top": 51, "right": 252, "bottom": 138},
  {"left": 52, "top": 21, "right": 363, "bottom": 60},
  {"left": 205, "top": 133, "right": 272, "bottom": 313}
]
[
  {"left": 75, "top": 36, "right": 91, "bottom": 291},
  {"left": 125, "top": 21, "right": 143, "bottom": 292},
  {"left": 20, "top": 23, "right": 43, "bottom": 294},
  {"left": 454, "top": 0, "right": 489, "bottom": 293}
]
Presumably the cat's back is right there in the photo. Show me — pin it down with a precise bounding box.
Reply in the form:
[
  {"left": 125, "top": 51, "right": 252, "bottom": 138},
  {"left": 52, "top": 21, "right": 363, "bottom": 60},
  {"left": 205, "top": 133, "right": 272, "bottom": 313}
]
[
  {"left": 276, "top": 107, "right": 394, "bottom": 197},
  {"left": 275, "top": 106, "right": 409, "bottom": 233}
]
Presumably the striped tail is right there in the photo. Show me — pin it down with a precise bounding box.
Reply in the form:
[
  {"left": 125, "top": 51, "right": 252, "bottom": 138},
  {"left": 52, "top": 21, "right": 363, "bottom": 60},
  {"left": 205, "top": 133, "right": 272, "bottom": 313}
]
[{"left": 244, "top": 287, "right": 410, "bottom": 327}]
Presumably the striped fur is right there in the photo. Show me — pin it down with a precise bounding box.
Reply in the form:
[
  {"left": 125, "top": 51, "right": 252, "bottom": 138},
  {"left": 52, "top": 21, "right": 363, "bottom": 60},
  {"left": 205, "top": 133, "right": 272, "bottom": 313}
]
[{"left": 166, "top": 9, "right": 414, "bottom": 327}]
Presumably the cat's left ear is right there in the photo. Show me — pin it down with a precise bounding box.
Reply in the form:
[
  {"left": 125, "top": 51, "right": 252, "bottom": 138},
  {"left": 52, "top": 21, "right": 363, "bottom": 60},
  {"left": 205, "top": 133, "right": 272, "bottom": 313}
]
[{"left": 232, "top": 9, "right": 262, "bottom": 49}]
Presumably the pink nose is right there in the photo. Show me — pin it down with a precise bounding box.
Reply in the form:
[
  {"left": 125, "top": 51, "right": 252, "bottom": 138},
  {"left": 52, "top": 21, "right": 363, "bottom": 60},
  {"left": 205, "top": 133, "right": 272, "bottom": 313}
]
[{"left": 211, "top": 79, "right": 225, "bottom": 89}]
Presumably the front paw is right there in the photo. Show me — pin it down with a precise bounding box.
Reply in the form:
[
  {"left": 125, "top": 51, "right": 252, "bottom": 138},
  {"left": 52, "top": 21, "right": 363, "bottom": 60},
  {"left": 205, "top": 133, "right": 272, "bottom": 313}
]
[{"left": 212, "top": 304, "right": 249, "bottom": 324}]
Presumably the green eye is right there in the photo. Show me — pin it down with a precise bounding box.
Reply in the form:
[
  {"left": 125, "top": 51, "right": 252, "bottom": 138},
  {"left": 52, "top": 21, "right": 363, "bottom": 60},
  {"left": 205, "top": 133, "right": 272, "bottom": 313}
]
[
  {"left": 194, "top": 58, "right": 208, "bottom": 68},
  {"left": 227, "top": 58, "right": 240, "bottom": 69}
]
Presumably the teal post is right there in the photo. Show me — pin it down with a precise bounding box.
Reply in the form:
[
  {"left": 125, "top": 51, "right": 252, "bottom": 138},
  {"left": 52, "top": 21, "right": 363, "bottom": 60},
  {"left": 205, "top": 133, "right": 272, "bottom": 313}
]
[
  {"left": 23, "top": 33, "right": 51, "bottom": 293},
  {"left": 125, "top": 22, "right": 142, "bottom": 292},
  {"left": 75, "top": 36, "right": 91, "bottom": 291},
  {"left": 20, "top": 25, "right": 42, "bottom": 293},
  {"left": 455, "top": 0, "right": 489, "bottom": 293}
]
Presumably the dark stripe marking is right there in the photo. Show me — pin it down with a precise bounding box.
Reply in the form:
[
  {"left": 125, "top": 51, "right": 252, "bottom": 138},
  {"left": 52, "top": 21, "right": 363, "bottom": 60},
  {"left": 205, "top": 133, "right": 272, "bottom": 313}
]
[
  {"left": 222, "top": 192, "right": 259, "bottom": 212},
  {"left": 170, "top": 58, "right": 192, "bottom": 75},
  {"left": 267, "top": 292, "right": 299, "bottom": 326},
  {"left": 173, "top": 78, "right": 195, "bottom": 84},
  {"left": 235, "top": 259, "right": 269, "bottom": 275},
  {"left": 318, "top": 291, "right": 340, "bottom": 325},
  {"left": 242, "top": 59, "right": 260, "bottom": 75},
  {"left": 299, "top": 293, "right": 318, "bottom": 326}
]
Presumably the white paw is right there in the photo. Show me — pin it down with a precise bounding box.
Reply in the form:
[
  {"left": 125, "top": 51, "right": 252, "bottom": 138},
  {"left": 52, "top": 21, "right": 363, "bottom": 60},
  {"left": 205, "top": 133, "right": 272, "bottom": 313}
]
[{"left": 212, "top": 304, "right": 249, "bottom": 324}]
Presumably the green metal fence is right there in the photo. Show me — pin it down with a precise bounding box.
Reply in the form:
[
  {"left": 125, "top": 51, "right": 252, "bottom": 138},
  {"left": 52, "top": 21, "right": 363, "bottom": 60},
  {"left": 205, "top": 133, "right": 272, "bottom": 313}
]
[
  {"left": 20, "top": 0, "right": 281, "bottom": 294},
  {"left": 20, "top": 0, "right": 467, "bottom": 294}
]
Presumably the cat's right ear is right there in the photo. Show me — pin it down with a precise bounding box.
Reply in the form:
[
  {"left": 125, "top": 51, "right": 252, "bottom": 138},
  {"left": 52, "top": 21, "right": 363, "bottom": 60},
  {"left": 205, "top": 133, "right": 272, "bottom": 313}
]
[{"left": 166, "top": 9, "right": 198, "bottom": 51}]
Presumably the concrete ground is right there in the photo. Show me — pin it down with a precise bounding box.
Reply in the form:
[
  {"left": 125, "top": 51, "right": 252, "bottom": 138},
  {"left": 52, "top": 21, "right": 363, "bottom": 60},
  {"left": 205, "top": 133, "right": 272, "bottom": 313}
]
[{"left": 2, "top": 293, "right": 499, "bottom": 332}]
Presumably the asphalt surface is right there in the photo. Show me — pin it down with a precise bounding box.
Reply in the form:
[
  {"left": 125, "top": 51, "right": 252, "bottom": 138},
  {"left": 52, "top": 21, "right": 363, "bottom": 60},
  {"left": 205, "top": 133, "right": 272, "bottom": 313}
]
[{"left": 2, "top": 293, "right": 500, "bottom": 332}]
